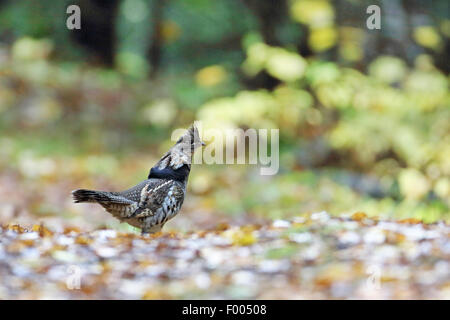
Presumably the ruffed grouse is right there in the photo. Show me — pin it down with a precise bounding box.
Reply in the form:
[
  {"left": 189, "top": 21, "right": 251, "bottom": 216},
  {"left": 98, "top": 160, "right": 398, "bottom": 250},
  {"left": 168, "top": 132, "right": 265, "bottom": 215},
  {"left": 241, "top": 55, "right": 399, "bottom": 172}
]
[{"left": 72, "top": 125, "right": 205, "bottom": 234}]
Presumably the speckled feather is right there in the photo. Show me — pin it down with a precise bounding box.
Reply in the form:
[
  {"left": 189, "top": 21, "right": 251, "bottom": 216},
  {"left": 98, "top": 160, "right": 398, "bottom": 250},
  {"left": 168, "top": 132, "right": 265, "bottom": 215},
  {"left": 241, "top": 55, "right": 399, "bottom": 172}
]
[{"left": 72, "top": 125, "right": 204, "bottom": 234}]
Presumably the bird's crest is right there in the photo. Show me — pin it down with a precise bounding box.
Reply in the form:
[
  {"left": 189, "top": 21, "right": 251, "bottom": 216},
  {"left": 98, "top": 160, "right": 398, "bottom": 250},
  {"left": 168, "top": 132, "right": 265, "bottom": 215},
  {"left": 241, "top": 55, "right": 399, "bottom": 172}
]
[{"left": 155, "top": 124, "right": 204, "bottom": 170}]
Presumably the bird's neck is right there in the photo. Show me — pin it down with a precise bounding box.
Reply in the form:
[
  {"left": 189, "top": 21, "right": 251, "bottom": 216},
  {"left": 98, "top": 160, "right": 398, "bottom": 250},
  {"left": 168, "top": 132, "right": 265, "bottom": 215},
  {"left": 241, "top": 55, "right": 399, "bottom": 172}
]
[{"left": 148, "top": 164, "right": 191, "bottom": 182}]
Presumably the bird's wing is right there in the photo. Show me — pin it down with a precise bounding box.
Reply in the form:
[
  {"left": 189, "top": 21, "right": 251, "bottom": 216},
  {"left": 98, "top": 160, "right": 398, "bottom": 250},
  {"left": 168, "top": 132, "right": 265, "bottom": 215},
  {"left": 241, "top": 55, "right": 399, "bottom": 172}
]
[
  {"left": 116, "top": 180, "right": 152, "bottom": 202},
  {"left": 101, "top": 180, "right": 153, "bottom": 219},
  {"left": 128, "top": 179, "right": 175, "bottom": 218},
  {"left": 100, "top": 200, "right": 138, "bottom": 220}
]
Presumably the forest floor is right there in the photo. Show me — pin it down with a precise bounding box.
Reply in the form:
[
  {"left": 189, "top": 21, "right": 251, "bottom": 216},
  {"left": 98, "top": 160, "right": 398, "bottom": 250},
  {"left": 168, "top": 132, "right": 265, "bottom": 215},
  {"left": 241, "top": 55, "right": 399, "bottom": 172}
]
[{"left": 1, "top": 212, "right": 449, "bottom": 299}]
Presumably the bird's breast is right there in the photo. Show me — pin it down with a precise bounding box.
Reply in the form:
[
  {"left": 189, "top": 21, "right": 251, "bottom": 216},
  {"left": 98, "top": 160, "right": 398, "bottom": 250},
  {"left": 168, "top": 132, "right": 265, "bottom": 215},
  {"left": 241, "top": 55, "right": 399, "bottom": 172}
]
[{"left": 161, "top": 185, "right": 184, "bottom": 218}]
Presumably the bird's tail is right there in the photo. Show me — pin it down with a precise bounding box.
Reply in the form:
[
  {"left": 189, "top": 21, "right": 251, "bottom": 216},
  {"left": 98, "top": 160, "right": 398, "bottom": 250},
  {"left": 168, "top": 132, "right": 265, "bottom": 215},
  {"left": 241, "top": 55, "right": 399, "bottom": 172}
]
[{"left": 72, "top": 189, "right": 113, "bottom": 203}]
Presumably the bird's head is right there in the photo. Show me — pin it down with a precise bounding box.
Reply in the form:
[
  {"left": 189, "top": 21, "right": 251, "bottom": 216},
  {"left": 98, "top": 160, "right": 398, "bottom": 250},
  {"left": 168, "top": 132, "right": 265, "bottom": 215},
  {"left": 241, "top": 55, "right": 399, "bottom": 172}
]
[
  {"left": 177, "top": 123, "right": 206, "bottom": 152},
  {"left": 156, "top": 124, "right": 205, "bottom": 170}
]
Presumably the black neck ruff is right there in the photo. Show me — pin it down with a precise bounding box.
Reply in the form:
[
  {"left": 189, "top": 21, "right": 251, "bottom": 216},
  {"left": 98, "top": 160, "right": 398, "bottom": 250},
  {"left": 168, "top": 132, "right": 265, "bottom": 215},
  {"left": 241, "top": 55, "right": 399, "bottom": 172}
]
[{"left": 148, "top": 164, "right": 190, "bottom": 182}]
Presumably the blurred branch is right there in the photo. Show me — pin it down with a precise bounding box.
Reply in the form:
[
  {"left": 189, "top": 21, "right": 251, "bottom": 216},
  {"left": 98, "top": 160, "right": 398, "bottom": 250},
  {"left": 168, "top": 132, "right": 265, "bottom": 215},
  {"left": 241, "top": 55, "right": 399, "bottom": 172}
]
[
  {"left": 240, "top": 0, "right": 287, "bottom": 46},
  {"left": 147, "top": 0, "right": 167, "bottom": 77},
  {"left": 69, "top": 0, "right": 121, "bottom": 65}
]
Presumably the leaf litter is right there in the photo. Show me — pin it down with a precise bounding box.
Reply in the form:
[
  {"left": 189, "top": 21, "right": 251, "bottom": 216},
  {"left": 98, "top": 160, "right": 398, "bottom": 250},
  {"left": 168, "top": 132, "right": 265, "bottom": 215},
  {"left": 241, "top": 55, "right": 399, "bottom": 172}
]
[{"left": 0, "top": 212, "right": 449, "bottom": 299}]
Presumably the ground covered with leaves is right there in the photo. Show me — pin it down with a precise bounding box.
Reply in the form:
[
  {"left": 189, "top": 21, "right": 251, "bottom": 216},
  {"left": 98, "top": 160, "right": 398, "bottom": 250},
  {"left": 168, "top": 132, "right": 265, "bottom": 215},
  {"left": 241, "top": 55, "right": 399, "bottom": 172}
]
[{"left": 1, "top": 212, "right": 448, "bottom": 299}]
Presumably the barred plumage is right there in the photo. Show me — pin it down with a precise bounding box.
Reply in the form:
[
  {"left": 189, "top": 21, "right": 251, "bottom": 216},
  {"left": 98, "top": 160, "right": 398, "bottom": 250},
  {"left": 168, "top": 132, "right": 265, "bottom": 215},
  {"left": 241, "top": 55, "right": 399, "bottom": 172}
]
[{"left": 72, "top": 124, "right": 205, "bottom": 234}]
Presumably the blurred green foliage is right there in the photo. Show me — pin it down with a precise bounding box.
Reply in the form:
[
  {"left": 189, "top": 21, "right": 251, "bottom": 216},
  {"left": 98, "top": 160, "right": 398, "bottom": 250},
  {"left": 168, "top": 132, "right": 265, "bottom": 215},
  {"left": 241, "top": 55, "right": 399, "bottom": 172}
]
[{"left": 0, "top": 0, "right": 448, "bottom": 225}]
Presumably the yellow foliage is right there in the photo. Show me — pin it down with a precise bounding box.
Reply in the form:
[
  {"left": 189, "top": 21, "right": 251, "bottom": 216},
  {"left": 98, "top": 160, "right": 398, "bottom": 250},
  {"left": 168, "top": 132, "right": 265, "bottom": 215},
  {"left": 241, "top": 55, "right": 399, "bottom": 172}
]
[
  {"left": 195, "top": 65, "right": 227, "bottom": 87},
  {"left": 142, "top": 99, "right": 177, "bottom": 126},
  {"left": 291, "top": 0, "right": 334, "bottom": 28},
  {"left": 242, "top": 43, "right": 271, "bottom": 76},
  {"left": 12, "top": 37, "right": 53, "bottom": 61},
  {"left": 434, "top": 178, "right": 450, "bottom": 200},
  {"left": 339, "top": 42, "right": 363, "bottom": 62},
  {"left": 339, "top": 28, "right": 364, "bottom": 62},
  {"left": 308, "top": 27, "right": 338, "bottom": 52},
  {"left": 368, "top": 56, "right": 407, "bottom": 84},
  {"left": 243, "top": 43, "right": 307, "bottom": 81},
  {"left": 440, "top": 19, "right": 450, "bottom": 37},
  {"left": 265, "top": 49, "right": 307, "bottom": 82},
  {"left": 413, "top": 26, "right": 442, "bottom": 49},
  {"left": 398, "top": 169, "right": 431, "bottom": 200},
  {"left": 161, "top": 20, "right": 181, "bottom": 43},
  {"left": 223, "top": 228, "right": 257, "bottom": 246}
]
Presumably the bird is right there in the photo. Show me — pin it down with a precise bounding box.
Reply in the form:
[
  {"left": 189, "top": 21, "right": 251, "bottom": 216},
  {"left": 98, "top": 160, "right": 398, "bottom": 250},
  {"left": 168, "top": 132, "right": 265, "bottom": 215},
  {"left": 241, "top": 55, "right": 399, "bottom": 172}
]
[{"left": 72, "top": 124, "right": 205, "bottom": 235}]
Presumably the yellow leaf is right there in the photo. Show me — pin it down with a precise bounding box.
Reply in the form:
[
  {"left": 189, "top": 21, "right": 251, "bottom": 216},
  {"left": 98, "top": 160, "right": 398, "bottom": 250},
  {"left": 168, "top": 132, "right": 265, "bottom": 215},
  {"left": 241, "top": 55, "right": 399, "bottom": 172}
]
[
  {"left": 413, "top": 26, "right": 442, "bottom": 49},
  {"left": 308, "top": 27, "right": 338, "bottom": 52},
  {"left": 75, "top": 235, "right": 92, "bottom": 245},
  {"left": 32, "top": 224, "right": 53, "bottom": 237},
  {"left": 64, "top": 226, "right": 81, "bottom": 234},
  {"left": 195, "top": 65, "right": 227, "bottom": 87},
  {"left": 224, "top": 228, "right": 257, "bottom": 246},
  {"left": 7, "top": 224, "right": 26, "bottom": 233},
  {"left": 351, "top": 212, "right": 367, "bottom": 221},
  {"left": 398, "top": 218, "right": 422, "bottom": 224},
  {"left": 290, "top": 0, "right": 334, "bottom": 28}
]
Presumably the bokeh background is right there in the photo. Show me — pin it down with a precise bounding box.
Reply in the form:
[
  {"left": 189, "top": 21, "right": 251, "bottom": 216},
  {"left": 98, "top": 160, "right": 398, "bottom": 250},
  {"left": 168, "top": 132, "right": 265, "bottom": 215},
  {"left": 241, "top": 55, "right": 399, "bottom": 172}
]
[{"left": 0, "top": 0, "right": 449, "bottom": 233}]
